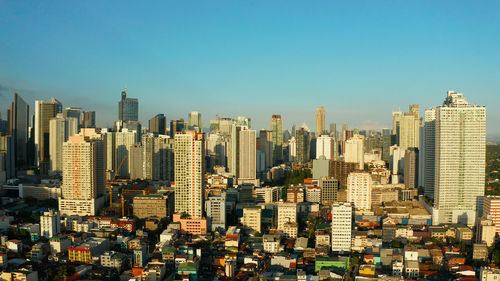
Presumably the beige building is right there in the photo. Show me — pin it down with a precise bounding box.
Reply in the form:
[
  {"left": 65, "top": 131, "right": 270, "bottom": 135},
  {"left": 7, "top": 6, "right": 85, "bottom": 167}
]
[
  {"left": 133, "top": 194, "right": 173, "bottom": 219},
  {"left": 174, "top": 131, "right": 204, "bottom": 219},
  {"left": 315, "top": 106, "right": 325, "bottom": 135},
  {"left": 277, "top": 203, "right": 297, "bottom": 231},
  {"left": 239, "top": 129, "right": 256, "bottom": 180},
  {"left": 241, "top": 207, "right": 262, "bottom": 233},
  {"left": 347, "top": 172, "right": 372, "bottom": 210}
]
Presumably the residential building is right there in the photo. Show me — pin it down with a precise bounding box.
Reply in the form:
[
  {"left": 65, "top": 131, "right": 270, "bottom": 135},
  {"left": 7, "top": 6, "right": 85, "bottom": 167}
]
[
  {"left": 316, "top": 135, "right": 335, "bottom": 160},
  {"left": 242, "top": 207, "right": 262, "bottom": 233},
  {"left": 331, "top": 203, "right": 352, "bottom": 252},
  {"left": 34, "top": 98, "right": 62, "bottom": 173},
  {"left": 68, "top": 237, "right": 109, "bottom": 263},
  {"left": 483, "top": 196, "right": 500, "bottom": 235},
  {"left": 347, "top": 172, "right": 372, "bottom": 210},
  {"left": 320, "top": 177, "right": 339, "bottom": 205},
  {"left": 149, "top": 113, "right": 166, "bottom": 135},
  {"left": 206, "top": 193, "right": 226, "bottom": 231},
  {"left": 271, "top": 115, "right": 283, "bottom": 164},
  {"left": 40, "top": 210, "right": 60, "bottom": 238},
  {"left": 277, "top": 203, "right": 297, "bottom": 231},
  {"left": 344, "top": 134, "right": 364, "bottom": 169}
]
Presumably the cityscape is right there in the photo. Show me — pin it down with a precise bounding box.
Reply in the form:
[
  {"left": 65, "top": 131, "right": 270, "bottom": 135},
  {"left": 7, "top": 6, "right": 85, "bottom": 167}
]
[{"left": 1, "top": 2, "right": 500, "bottom": 281}]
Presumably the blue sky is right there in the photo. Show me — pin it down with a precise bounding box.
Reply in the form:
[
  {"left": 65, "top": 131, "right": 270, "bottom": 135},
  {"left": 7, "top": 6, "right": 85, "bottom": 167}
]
[{"left": 0, "top": 1, "right": 499, "bottom": 136}]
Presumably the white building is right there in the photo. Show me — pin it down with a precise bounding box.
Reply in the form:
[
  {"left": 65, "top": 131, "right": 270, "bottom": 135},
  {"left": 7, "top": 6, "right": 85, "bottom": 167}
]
[
  {"left": 347, "top": 172, "right": 372, "bottom": 210},
  {"left": 277, "top": 203, "right": 297, "bottom": 231},
  {"left": 344, "top": 135, "right": 364, "bottom": 169},
  {"left": 305, "top": 186, "right": 321, "bottom": 203},
  {"left": 206, "top": 194, "right": 226, "bottom": 231},
  {"left": 241, "top": 207, "right": 262, "bottom": 233},
  {"left": 316, "top": 135, "right": 334, "bottom": 160},
  {"left": 255, "top": 187, "right": 280, "bottom": 203},
  {"left": 331, "top": 203, "right": 352, "bottom": 252},
  {"left": 432, "top": 91, "right": 486, "bottom": 226},
  {"left": 480, "top": 267, "right": 500, "bottom": 281},
  {"left": 40, "top": 209, "right": 61, "bottom": 238}
]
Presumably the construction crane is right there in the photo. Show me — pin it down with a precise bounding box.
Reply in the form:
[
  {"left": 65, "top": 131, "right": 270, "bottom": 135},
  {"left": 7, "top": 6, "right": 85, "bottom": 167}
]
[{"left": 107, "top": 154, "right": 127, "bottom": 208}]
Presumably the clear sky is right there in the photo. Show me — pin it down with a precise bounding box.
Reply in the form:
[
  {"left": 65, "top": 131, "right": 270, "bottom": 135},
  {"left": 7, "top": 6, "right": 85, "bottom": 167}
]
[{"left": 1, "top": 1, "right": 499, "bottom": 137}]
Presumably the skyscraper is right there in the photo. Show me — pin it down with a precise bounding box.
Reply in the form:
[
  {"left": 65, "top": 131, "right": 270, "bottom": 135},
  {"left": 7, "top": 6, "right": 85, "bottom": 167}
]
[
  {"left": 118, "top": 88, "right": 138, "bottom": 122},
  {"left": 392, "top": 105, "right": 421, "bottom": 150},
  {"left": 420, "top": 108, "right": 436, "bottom": 199},
  {"left": 7, "top": 92, "right": 29, "bottom": 169},
  {"left": 258, "top": 129, "right": 274, "bottom": 169},
  {"left": 149, "top": 114, "right": 166, "bottom": 135},
  {"left": 59, "top": 136, "right": 105, "bottom": 216},
  {"left": 35, "top": 98, "right": 62, "bottom": 174},
  {"left": 316, "top": 135, "right": 335, "bottom": 160},
  {"left": 296, "top": 127, "right": 310, "bottom": 164},
  {"left": 316, "top": 106, "right": 325, "bottom": 136},
  {"left": 174, "top": 131, "right": 204, "bottom": 219},
  {"left": 271, "top": 115, "right": 283, "bottom": 165},
  {"left": 115, "top": 129, "right": 137, "bottom": 178},
  {"left": 329, "top": 123, "right": 337, "bottom": 139},
  {"left": 344, "top": 134, "right": 365, "bottom": 170},
  {"left": 188, "top": 111, "right": 203, "bottom": 132},
  {"left": 347, "top": 172, "right": 372, "bottom": 210},
  {"left": 238, "top": 129, "right": 256, "bottom": 180},
  {"left": 169, "top": 119, "right": 185, "bottom": 138},
  {"left": 49, "top": 114, "right": 67, "bottom": 172},
  {"left": 404, "top": 148, "right": 418, "bottom": 189},
  {"left": 432, "top": 91, "right": 486, "bottom": 226},
  {"left": 81, "top": 111, "right": 96, "bottom": 128}
]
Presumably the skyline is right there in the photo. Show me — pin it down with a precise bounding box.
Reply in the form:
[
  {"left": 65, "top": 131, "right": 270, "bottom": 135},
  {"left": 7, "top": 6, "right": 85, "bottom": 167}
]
[{"left": 1, "top": 1, "right": 499, "bottom": 136}]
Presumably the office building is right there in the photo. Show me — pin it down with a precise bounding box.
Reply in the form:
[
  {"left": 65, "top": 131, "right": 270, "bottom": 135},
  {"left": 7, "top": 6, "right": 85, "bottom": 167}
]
[
  {"left": 259, "top": 129, "right": 274, "bottom": 169},
  {"left": 288, "top": 136, "right": 296, "bottom": 162},
  {"left": 81, "top": 111, "right": 96, "bottom": 128},
  {"left": 59, "top": 136, "right": 105, "bottom": 216},
  {"left": 320, "top": 177, "right": 339, "bottom": 204},
  {"left": 316, "top": 106, "right": 325, "bottom": 135},
  {"left": 329, "top": 160, "right": 359, "bottom": 187},
  {"left": 188, "top": 111, "right": 203, "bottom": 132},
  {"left": 149, "top": 114, "right": 166, "bottom": 135},
  {"left": 129, "top": 143, "right": 144, "bottom": 179},
  {"left": 347, "top": 172, "right": 372, "bottom": 210},
  {"left": 49, "top": 114, "right": 67, "bottom": 172},
  {"left": 169, "top": 118, "right": 185, "bottom": 138},
  {"left": 174, "top": 131, "right": 204, "bottom": 219},
  {"left": 420, "top": 108, "right": 436, "bottom": 199},
  {"left": 331, "top": 203, "right": 352, "bottom": 252},
  {"left": 242, "top": 207, "right": 262, "bottom": 233},
  {"left": 133, "top": 193, "right": 173, "bottom": 219},
  {"left": 254, "top": 187, "right": 280, "bottom": 203},
  {"left": 35, "top": 98, "right": 62, "bottom": 173},
  {"left": 206, "top": 193, "right": 226, "bottom": 231},
  {"left": 432, "top": 91, "right": 486, "bottom": 226},
  {"left": 40, "top": 210, "right": 61, "bottom": 238},
  {"left": 118, "top": 88, "right": 138, "bottom": 122},
  {"left": 330, "top": 123, "right": 337, "bottom": 139},
  {"left": 271, "top": 115, "right": 283, "bottom": 164},
  {"left": 115, "top": 128, "right": 137, "bottom": 178}
]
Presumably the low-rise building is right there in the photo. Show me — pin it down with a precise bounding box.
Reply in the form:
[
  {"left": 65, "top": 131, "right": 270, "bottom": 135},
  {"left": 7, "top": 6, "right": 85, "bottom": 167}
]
[{"left": 68, "top": 237, "right": 109, "bottom": 263}]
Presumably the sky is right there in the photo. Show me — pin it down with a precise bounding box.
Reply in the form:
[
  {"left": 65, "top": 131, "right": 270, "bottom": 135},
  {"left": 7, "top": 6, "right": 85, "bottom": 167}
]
[{"left": 0, "top": 1, "right": 499, "bottom": 138}]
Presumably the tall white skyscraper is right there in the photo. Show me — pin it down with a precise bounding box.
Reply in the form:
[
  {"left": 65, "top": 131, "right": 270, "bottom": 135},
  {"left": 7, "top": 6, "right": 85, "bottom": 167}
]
[
  {"left": 331, "top": 203, "right": 352, "bottom": 252},
  {"left": 238, "top": 129, "right": 256, "bottom": 180},
  {"left": 392, "top": 105, "right": 422, "bottom": 150},
  {"left": 49, "top": 114, "right": 67, "bottom": 172},
  {"left": 432, "top": 91, "right": 486, "bottom": 226},
  {"left": 316, "top": 135, "right": 334, "bottom": 160},
  {"left": 347, "top": 172, "right": 372, "bottom": 210},
  {"left": 174, "top": 131, "right": 204, "bottom": 219}
]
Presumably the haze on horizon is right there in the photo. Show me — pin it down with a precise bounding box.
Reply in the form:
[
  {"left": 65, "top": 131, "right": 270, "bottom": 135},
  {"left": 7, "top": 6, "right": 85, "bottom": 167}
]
[{"left": 0, "top": 1, "right": 499, "bottom": 137}]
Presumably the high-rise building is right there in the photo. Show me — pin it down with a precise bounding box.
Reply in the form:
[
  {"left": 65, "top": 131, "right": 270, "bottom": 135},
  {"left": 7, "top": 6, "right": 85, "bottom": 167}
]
[
  {"left": 149, "top": 114, "right": 166, "bottom": 135},
  {"left": 169, "top": 119, "right": 185, "bottom": 138},
  {"left": 49, "top": 114, "right": 67, "bottom": 172},
  {"left": 118, "top": 88, "right": 138, "bottom": 122},
  {"left": 288, "top": 137, "right": 296, "bottom": 162},
  {"left": 296, "top": 127, "right": 310, "bottom": 164},
  {"left": 319, "top": 177, "right": 339, "bottom": 205},
  {"left": 239, "top": 129, "right": 256, "bottom": 180},
  {"left": 259, "top": 130, "right": 274, "bottom": 169},
  {"left": 188, "top": 111, "right": 203, "bottom": 132},
  {"left": 40, "top": 210, "right": 61, "bottom": 238},
  {"left": 329, "top": 160, "right": 359, "bottom": 187},
  {"left": 331, "top": 203, "right": 352, "bottom": 252},
  {"left": 344, "top": 134, "right": 364, "bottom": 169},
  {"left": 404, "top": 148, "right": 418, "bottom": 189},
  {"left": 81, "top": 111, "right": 96, "bottom": 128},
  {"left": 316, "top": 135, "right": 335, "bottom": 160},
  {"left": 329, "top": 123, "right": 337, "bottom": 139},
  {"left": 347, "top": 172, "right": 372, "bottom": 210},
  {"left": 420, "top": 108, "right": 436, "bottom": 199},
  {"left": 316, "top": 106, "right": 325, "bottom": 135},
  {"left": 271, "top": 115, "right": 283, "bottom": 164},
  {"left": 432, "top": 91, "right": 486, "bottom": 226},
  {"left": 242, "top": 207, "right": 262, "bottom": 233},
  {"left": 483, "top": 196, "right": 500, "bottom": 235},
  {"left": 115, "top": 129, "right": 137, "bottom": 178},
  {"left": 206, "top": 193, "right": 226, "bottom": 231},
  {"left": 59, "top": 136, "right": 105, "bottom": 216},
  {"left": 129, "top": 143, "right": 144, "bottom": 179},
  {"left": 174, "top": 131, "right": 204, "bottom": 219},
  {"left": 63, "top": 107, "right": 81, "bottom": 126},
  {"left": 35, "top": 98, "right": 62, "bottom": 173},
  {"left": 392, "top": 105, "right": 421, "bottom": 150}
]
